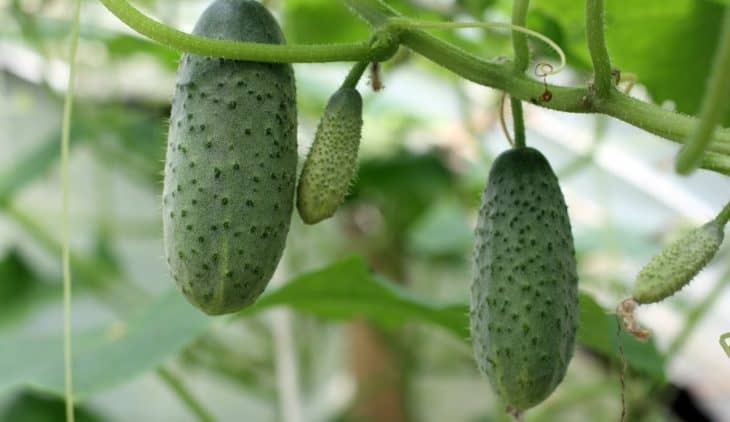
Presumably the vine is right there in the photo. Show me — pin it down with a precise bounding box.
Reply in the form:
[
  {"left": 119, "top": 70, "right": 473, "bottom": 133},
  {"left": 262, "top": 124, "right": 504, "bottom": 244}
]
[
  {"left": 95, "top": 0, "right": 730, "bottom": 177},
  {"left": 585, "top": 0, "right": 613, "bottom": 98},
  {"left": 675, "top": 8, "right": 730, "bottom": 174},
  {"left": 61, "top": 0, "right": 81, "bottom": 420}
]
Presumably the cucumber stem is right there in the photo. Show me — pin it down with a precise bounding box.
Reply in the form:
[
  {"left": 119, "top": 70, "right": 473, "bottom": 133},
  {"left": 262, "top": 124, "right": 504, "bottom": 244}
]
[
  {"left": 342, "top": 61, "right": 369, "bottom": 89},
  {"left": 511, "top": 0, "right": 530, "bottom": 148}
]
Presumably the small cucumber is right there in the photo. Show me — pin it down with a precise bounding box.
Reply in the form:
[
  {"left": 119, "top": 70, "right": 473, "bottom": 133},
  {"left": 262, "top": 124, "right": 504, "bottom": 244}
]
[
  {"left": 297, "top": 87, "right": 363, "bottom": 224},
  {"left": 632, "top": 209, "right": 727, "bottom": 304},
  {"left": 163, "top": 0, "right": 297, "bottom": 315},
  {"left": 470, "top": 147, "right": 578, "bottom": 411}
]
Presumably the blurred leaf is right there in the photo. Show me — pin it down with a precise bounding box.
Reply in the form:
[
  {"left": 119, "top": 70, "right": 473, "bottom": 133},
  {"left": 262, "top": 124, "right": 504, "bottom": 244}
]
[
  {"left": 578, "top": 293, "right": 665, "bottom": 381},
  {"left": 1, "top": 14, "right": 177, "bottom": 69},
  {"left": 283, "top": 0, "right": 370, "bottom": 43},
  {"left": 456, "top": 0, "right": 497, "bottom": 18},
  {"left": 0, "top": 391, "right": 103, "bottom": 422},
  {"left": 407, "top": 200, "right": 473, "bottom": 257},
  {"left": 0, "top": 290, "right": 211, "bottom": 399},
  {"left": 352, "top": 150, "right": 456, "bottom": 235},
  {"left": 247, "top": 255, "right": 470, "bottom": 339},
  {"left": 531, "top": 0, "right": 729, "bottom": 124},
  {"left": 0, "top": 125, "right": 83, "bottom": 205},
  {"left": 0, "top": 250, "right": 56, "bottom": 328}
]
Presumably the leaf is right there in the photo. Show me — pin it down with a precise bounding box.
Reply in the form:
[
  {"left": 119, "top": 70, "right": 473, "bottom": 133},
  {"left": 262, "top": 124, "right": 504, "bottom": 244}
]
[
  {"left": 0, "top": 251, "right": 58, "bottom": 328},
  {"left": 246, "top": 256, "right": 470, "bottom": 339},
  {"left": 0, "top": 391, "right": 103, "bottom": 422},
  {"left": 248, "top": 257, "right": 665, "bottom": 379},
  {"left": 0, "top": 290, "right": 211, "bottom": 400},
  {"left": 407, "top": 200, "right": 474, "bottom": 257},
  {"left": 283, "top": 0, "right": 370, "bottom": 43},
  {"left": 532, "top": 0, "right": 728, "bottom": 124}
]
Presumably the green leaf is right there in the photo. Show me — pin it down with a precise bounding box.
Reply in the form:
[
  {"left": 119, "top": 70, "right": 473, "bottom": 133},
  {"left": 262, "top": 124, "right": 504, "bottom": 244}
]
[
  {"left": 0, "top": 290, "right": 211, "bottom": 400},
  {"left": 283, "top": 0, "right": 370, "bottom": 43},
  {"left": 407, "top": 201, "right": 473, "bottom": 257},
  {"left": 246, "top": 256, "right": 470, "bottom": 339},
  {"left": 0, "top": 391, "right": 103, "bottom": 422},
  {"left": 248, "top": 257, "right": 665, "bottom": 379},
  {"left": 532, "top": 0, "right": 728, "bottom": 123},
  {"left": 0, "top": 251, "right": 58, "bottom": 328}
]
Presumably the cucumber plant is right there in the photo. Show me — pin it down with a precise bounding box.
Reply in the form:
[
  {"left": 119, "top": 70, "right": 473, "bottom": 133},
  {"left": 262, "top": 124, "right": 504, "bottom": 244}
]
[{"left": 48, "top": 0, "right": 730, "bottom": 420}]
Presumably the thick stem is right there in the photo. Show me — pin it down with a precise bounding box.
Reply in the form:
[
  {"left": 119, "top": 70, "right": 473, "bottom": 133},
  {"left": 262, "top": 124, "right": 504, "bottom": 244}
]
[
  {"left": 345, "top": 0, "right": 730, "bottom": 156},
  {"left": 585, "top": 0, "right": 613, "bottom": 97},
  {"left": 511, "top": 0, "right": 530, "bottom": 148},
  {"left": 511, "top": 0, "right": 530, "bottom": 74},
  {"left": 702, "top": 151, "right": 730, "bottom": 176},
  {"left": 98, "top": 0, "right": 379, "bottom": 62},
  {"left": 675, "top": 8, "right": 730, "bottom": 174}
]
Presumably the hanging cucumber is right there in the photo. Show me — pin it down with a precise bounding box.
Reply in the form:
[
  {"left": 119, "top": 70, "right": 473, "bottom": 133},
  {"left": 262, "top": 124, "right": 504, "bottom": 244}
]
[
  {"left": 471, "top": 147, "right": 579, "bottom": 411},
  {"left": 163, "top": 0, "right": 297, "bottom": 315}
]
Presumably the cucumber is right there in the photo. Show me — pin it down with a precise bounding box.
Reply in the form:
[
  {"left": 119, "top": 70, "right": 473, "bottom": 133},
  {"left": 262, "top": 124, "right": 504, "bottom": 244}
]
[
  {"left": 632, "top": 211, "right": 727, "bottom": 304},
  {"left": 297, "top": 87, "right": 363, "bottom": 224},
  {"left": 470, "top": 147, "right": 578, "bottom": 411},
  {"left": 163, "top": 0, "right": 297, "bottom": 315}
]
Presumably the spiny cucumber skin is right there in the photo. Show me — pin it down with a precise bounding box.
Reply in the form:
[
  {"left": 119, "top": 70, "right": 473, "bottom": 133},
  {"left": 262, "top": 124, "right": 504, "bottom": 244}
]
[
  {"left": 633, "top": 220, "right": 724, "bottom": 304},
  {"left": 297, "top": 87, "right": 363, "bottom": 224},
  {"left": 162, "top": 0, "right": 297, "bottom": 315},
  {"left": 470, "top": 147, "right": 578, "bottom": 411}
]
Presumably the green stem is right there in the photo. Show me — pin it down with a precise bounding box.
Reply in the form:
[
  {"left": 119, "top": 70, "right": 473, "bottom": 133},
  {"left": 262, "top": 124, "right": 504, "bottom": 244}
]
[
  {"left": 675, "top": 8, "right": 730, "bottom": 174},
  {"left": 585, "top": 0, "right": 613, "bottom": 97},
  {"left": 157, "top": 368, "right": 216, "bottom": 422},
  {"left": 701, "top": 151, "right": 730, "bottom": 176},
  {"left": 342, "top": 61, "right": 369, "bottom": 89},
  {"left": 62, "top": 0, "right": 82, "bottom": 419},
  {"left": 665, "top": 264, "right": 730, "bottom": 360},
  {"left": 715, "top": 199, "right": 730, "bottom": 226},
  {"left": 511, "top": 0, "right": 530, "bottom": 74},
  {"left": 510, "top": 99, "right": 526, "bottom": 148},
  {"left": 511, "top": 0, "right": 530, "bottom": 148},
  {"left": 345, "top": 0, "right": 730, "bottom": 156},
  {"left": 98, "top": 0, "right": 383, "bottom": 62}
]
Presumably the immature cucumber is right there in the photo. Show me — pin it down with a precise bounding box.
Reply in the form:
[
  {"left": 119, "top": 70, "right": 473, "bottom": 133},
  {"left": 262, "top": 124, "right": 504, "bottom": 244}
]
[
  {"left": 162, "top": 0, "right": 297, "bottom": 315},
  {"left": 297, "top": 87, "right": 363, "bottom": 224},
  {"left": 470, "top": 147, "right": 578, "bottom": 411},
  {"left": 632, "top": 208, "right": 728, "bottom": 304}
]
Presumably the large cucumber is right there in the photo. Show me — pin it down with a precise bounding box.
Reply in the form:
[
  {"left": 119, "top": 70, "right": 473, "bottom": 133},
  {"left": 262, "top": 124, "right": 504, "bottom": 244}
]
[
  {"left": 470, "top": 147, "right": 578, "bottom": 411},
  {"left": 163, "top": 0, "right": 297, "bottom": 315}
]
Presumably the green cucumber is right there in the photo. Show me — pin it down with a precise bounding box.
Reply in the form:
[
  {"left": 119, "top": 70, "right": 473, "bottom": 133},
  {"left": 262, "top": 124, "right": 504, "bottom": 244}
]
[
  {"left": 162, "top": 0, "right": 297, "bottom": 315},
  {"left": 297, "top": 87, "right": 363, "bottom": 224},
  {"left": 632, "top": 206, "right": 728, "bottom": 304},
  {"left": 470, "top": 147, "right": 578, "bottom": 411}
]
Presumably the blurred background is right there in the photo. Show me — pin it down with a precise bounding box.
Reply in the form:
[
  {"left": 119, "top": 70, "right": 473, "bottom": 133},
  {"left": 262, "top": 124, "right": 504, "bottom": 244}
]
[{"left": 1, "top": 0, "right": 730, "bottom": 421}]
